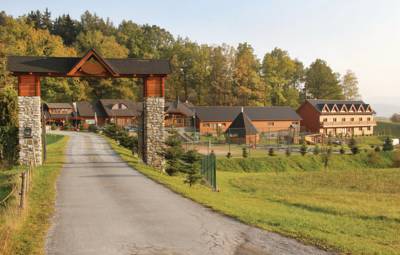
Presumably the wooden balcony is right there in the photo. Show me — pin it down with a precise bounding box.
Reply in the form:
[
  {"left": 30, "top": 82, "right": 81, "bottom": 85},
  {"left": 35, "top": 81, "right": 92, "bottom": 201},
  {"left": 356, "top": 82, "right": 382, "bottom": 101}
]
[{"left": 321, "top": 120, "right": 376, "bottom": 128}]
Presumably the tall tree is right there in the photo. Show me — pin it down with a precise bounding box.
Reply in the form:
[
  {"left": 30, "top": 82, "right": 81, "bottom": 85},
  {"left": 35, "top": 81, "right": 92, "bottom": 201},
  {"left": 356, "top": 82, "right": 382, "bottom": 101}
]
[
  {"left": 52, "top": 14, "right": 81, "bottom": 45},
  {"left": 304, "top": 59, "right": 344, "bottom": 99},
  {"left": 233, "top": 43, "right": 264, "bottom": 106},
  {"left": 26, "top": 8, "right": 52, "bottom": 31},
  {"left": 341, "top": 70, "right": 361, "bottom": 100},
  {"left": 262, "top": 48, "right": 304, "bottom": 107}
]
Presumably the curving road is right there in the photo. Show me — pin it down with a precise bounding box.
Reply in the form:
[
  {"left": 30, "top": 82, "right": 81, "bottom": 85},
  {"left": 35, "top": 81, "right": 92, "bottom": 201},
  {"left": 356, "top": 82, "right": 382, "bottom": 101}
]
[{"left": 46, "top": 132, "right": 333, "bottom": 255}]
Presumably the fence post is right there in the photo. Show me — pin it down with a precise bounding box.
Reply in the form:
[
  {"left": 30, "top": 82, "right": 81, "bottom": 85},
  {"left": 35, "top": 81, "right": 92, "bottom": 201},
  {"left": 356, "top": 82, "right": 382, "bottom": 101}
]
[{"left": 20, "top": 172, "right": 26, "bottom": 209}]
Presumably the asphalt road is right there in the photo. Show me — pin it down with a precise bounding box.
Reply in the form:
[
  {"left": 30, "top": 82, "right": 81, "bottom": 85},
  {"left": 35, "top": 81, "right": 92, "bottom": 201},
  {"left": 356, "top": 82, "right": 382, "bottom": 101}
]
[{"left": 46, "top": 132, "right": 333, "bottom": 255}]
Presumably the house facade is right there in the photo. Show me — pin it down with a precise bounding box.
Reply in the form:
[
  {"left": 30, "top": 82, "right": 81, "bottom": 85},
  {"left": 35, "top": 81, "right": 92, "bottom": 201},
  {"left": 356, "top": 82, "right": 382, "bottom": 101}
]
[
  {"left": 43, "top": 103, "right": 75, "bottom": 126},
  {"left": 297, "top": 99, "right": 376, "bottom": 136},
  {"left": 164, "top": 100, "right": 194, "bottom": 128},
  {"left": 194, "top": 106, "right": 302, "bottom": 136}
]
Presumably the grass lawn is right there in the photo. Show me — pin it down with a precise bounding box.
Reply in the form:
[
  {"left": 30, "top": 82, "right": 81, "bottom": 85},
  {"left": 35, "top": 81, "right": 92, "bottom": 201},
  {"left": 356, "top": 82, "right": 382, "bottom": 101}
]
[
  {"left": 106, "top": 136, "right": 400, "bottom": 255},
  {"left": 0, "top": 134, "right": 68, "bottom": 255}
]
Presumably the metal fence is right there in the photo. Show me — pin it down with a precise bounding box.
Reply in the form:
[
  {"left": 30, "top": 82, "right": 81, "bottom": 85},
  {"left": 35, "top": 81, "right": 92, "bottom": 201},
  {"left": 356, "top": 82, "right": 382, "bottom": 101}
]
[{"left": 200, "top": 153, "right": 217, "bottom": 191}]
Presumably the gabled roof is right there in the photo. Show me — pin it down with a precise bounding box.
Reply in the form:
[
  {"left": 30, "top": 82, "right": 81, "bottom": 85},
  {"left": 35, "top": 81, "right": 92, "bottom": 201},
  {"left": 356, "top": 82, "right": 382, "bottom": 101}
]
[
  {"left": 98, "top": 99, "right": 142, "bottom": 117},
  {"left": 75, "top": 101, "right": 107, "bottom": 118},
  {"left": 306, "top": 99, "right": 372, "bottom": 114},
  {"left": 226, "top": 111, "right": 258, "bottom": 135},
  {"left": 194, "top": 106, "right": 301, "bottom": 122},
  {"left": 67, "top": 49, "right": 118, "bottom": 77},
  {"left": 165, "top": 100, "right": 194, "bottom": 117},
  {"left": 7, "top": 48, "right": 171, "bottom": 76}
]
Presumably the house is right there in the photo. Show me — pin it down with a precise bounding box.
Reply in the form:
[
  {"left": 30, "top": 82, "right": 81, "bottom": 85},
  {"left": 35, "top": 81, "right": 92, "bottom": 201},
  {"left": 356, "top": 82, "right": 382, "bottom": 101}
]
[
  {"left": 43, "top": 103, "right": 75, "bottom": 126},
  {"left": 296, "top": 99, "right": 376, "bottom": 136},
  {"left": 164, "top": 100, "right": 194, "bottom": 128},
  {"left": 94, "top": 99, "right": 142, "bottom": 127},
  {"left": 194, "top": 106, "right": 301, "bottom": 136},
  {"left": 226, "top": 110, "right": 259, "bottom": 144},
  {"left": 75, "top": 101, "right": 104, "bottom": 128}
]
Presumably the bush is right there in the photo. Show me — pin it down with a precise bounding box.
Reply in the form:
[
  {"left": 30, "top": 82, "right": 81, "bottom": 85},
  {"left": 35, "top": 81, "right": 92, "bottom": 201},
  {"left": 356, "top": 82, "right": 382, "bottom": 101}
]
[
  {"left": 51, "top": 124, "right": 57, "bottom": 130},
  {"left": 242, "top": 147, "right": 248, "bottom": 158},
  {"left": 300, "top": 143, "right": 308, "bottom": 156},
  {"left": 268, "top": 148, "right": 275, "bottom": 156},
  {"left": 383, "top": 137, "right": 394, "bottom": 151},
  {"left": 164, "top": 133, "right": 185, "bottom": 176},
  {"left": 285, "top": 147, "right": 291, "bottom": 156},
  {"left": 88, "top": 124, "right": 98, "bottom": 133},
  {"left": 313, "top": 145, "right": 320, "bottom": 155},
  {"left": 226, "top": 152, "right": 232, "bottom": 158},
  {"left": 351, "top": 146, "right": 359, "bottom": 155},
  {"left": 374, "top": 146, "right": 381, "bottom": 152},
  {"left": 182, "top": 150, "right": 202, "bottom": 187},
  {"left": 340, "top": 146, "right": 346, "bottom": 154}
]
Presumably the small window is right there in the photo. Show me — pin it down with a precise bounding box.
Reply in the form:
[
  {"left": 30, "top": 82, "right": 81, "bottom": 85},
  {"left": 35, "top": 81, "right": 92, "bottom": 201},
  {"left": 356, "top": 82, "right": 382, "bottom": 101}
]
[
  {"left": 367, "top": 126, "right": 371, "bottom": 131},
  {"left": 367, "top": 117, "right": 371, "bottom": 121},
  {"left": 333, "top": 118, "right": 337, "bottom": 122},
  {"left": 359, "top": 127, "right": 363, "bottom": 131},
  {"left": 268, "top": 122, "right": 275, "bottom": 126},
  {"left": 359, "top": 117, "right": 363, "bottom": 121},
  {"left": 323, "top": 118, "right": 328, "bottom": 122},
  {"left": 350, "top": 118, "right": 355, "bottom": 121},
  {"left": 342, "top": 118, "right": 346, "bottom": 122}
]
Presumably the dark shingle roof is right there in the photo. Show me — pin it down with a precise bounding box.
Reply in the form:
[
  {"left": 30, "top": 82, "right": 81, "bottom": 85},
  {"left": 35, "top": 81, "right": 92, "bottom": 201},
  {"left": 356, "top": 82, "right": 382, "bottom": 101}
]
[
  {"left": 165, "top": 100, "right": 194, "bottom": 117},
  {"left": 75, "top": 101, "right": 107, "bottom": 118},
  {"left": 226, "top": 111, "right": 258, "bottom": 135},
  {"left": 306, "top": 99, "right": 372, "bottom": 113},
  {"left": 194, "top": 106, "right": 301, "bottom": 122},
  {"left": 7, "top": 56, "right": 171, "bottom": 75},
  {"left": 98, "top": 99, "right": 142, "bottom": 117}
]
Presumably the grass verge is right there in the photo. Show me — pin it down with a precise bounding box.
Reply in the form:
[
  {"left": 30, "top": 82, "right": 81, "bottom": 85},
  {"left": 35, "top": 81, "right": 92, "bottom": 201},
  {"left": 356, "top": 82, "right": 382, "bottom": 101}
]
[
  {"left": 106, "top": 136, "right": 400, "bottom": 255},
  {"left": 0, "top": 135, "right": 69, "bottom": 255}
]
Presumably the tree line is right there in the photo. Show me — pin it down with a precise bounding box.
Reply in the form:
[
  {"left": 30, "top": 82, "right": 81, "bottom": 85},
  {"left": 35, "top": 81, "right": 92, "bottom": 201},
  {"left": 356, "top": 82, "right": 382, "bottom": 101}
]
[{"left": 0, "top": 9, "right": 361, "bottom": 107}]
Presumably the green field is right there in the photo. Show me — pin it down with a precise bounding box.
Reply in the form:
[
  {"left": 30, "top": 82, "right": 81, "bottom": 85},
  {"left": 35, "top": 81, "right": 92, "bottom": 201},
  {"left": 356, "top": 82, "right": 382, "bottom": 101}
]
[
  {"left": 0, "top": 134, "right": 68, "bottom": 255},
  {"left": 376, "top": 121, "right": 400, "bottom": 137},
  {"left": 107, "top": 137, "right": 400, "bottom": 255}
]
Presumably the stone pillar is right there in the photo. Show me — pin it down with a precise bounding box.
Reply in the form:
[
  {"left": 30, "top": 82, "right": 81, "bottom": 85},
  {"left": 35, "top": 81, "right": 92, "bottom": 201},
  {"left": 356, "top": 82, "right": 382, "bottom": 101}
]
[
  {"left": 18, "top": 96, "right": 42, "bottom": 165},
  {"left": 142, "top": 97, "right": 165, "bottom": 169}
]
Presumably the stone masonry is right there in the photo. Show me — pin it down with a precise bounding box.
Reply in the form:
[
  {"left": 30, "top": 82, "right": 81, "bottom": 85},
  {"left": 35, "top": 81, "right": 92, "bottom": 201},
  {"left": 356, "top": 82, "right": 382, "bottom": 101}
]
[
  {"left": 142, "top": 97, "right": 165, "bottom": 170},
  {"left": 18, "top": 96, "right": 42, "bottom": 165}
]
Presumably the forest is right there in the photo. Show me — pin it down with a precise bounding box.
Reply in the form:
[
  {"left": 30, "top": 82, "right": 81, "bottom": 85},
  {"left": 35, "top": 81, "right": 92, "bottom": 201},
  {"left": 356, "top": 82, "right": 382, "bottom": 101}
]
[{"left": 0, "top": 9, "right": 360, "bottom": 106}]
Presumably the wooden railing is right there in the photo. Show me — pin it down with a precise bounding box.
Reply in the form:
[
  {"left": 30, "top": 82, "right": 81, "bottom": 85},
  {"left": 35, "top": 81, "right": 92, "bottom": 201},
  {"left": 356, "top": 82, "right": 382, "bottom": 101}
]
[{"left": 321, "top": 120, "right": 376, "bottom": 127}]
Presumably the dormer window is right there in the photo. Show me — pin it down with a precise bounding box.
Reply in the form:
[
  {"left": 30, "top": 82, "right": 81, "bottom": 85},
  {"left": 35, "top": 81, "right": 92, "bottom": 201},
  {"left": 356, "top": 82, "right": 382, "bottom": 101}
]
[{"left": 112, "top": 103, "right": 128, "bottom": 110}]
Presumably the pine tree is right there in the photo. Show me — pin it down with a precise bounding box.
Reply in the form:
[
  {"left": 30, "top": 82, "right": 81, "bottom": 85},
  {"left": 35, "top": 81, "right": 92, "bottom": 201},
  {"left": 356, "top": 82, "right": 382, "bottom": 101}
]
[{"left": 383, "top": 137, "right": 394, "bottom": 151}]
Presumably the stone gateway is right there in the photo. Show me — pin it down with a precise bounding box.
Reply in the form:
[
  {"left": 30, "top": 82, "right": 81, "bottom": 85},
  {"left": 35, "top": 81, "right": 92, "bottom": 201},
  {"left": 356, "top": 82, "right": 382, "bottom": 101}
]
[{"left": 7, "top": 49, "right": 170, "bottom": 169}]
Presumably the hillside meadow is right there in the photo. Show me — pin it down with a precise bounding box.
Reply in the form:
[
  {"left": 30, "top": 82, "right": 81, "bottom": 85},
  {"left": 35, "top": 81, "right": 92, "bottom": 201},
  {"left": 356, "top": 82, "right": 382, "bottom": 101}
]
[{"left": 107, "top": 136, "right": 400, "bottom": 255}]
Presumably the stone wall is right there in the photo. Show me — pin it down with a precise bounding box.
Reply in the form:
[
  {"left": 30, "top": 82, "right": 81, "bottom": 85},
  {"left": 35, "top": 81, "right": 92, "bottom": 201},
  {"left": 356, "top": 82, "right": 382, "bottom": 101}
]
[
  {"left": 142, "top": 97, "right": 165, "bottom": 170},
  {"left": 18, "top": 96, "right": 42, "bottom": 165}
]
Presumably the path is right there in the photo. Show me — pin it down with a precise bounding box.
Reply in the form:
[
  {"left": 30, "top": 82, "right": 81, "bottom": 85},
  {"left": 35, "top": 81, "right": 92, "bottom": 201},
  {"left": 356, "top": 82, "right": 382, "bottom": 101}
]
[{"left": 46, "top": 132, "right": 333, "bottom": 255}]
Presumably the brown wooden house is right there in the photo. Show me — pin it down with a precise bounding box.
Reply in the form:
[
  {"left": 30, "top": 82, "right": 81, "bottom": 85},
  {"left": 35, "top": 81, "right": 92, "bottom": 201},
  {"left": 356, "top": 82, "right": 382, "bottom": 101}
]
[
  {"left": 164, "top": 100, "right": 194, "bottom": 128},
  {"left": 297, "top": 99, "right": 376, "bottom": 136},
  {"left": 43, "top": 103, "right": 74, "bottom": 126},
  {"left": 194, "top": 106, "right": 301, "bottom": 136}
]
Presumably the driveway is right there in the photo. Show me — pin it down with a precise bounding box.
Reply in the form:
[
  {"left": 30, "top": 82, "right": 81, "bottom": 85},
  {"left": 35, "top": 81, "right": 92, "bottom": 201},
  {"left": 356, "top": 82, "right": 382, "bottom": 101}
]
[{"left": 46, "top": 132, "right": 333, "bottom": 255}]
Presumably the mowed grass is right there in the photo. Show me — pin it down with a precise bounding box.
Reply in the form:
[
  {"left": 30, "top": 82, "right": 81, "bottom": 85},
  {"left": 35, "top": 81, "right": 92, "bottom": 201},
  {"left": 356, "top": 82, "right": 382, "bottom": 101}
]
[
  {"left": 0, "top": 135, "right": 68, "bottom": 255},
  {"left": 106, "top": 136, "right": 400, "bottom": 255}
]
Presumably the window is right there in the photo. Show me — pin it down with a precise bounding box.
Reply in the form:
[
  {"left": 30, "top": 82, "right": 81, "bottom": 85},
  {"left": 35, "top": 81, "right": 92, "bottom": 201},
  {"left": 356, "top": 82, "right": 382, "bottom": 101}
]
[
  {"left": 292, "top": 121, "right": 298, "bottom": 125},
  {"left": 367, "top": 127, "right": 371, "bottom": 131},
  {"left": 268, "top": 122, "right": 275, "bottom": 126},
  {"left": 203, "top": 123, "right": 210, "bottom": 127},
  {"left": 333, "top": 118, "right": 337, "bottom": 122},
  {"left": 359, "top": 117, "right": 363, "bottom": 121},
  {"left": 342, "top": 118, "right": 346, "bottom": 122},
  {"left": 367, "top": 117, "right": 371, "bottom": 121},
  {"left": 350, "top": 118, "right": 355, "bottom": 121},
  {"left": 359, "top": 127, "right": 363, "bottom": 131},
  {"left": 323, "top": 118, "right": 328, "bottom": 122}
]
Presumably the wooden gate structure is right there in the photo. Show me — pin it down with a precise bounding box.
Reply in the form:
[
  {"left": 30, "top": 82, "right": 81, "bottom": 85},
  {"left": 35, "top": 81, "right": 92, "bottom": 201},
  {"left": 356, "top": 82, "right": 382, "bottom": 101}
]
[{"left": 7, "top": 49, "right": 170, "bottom": 169}]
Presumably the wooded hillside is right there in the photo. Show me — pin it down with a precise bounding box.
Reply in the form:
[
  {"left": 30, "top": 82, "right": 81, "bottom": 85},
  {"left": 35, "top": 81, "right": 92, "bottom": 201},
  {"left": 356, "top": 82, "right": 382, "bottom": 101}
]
[{"left": 0, "top": 9, "right": 360, "bottom": 105}]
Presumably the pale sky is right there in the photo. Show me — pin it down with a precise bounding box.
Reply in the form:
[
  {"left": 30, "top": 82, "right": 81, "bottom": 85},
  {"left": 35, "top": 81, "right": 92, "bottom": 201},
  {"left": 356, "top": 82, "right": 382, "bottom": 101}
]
[{"left": 2, "top": 0, "right": 400, "bottom": 113}]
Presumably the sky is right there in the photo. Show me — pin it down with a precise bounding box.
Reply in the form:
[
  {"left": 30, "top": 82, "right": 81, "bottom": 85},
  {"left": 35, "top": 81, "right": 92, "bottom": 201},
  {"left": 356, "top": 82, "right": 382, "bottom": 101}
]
[{"left": 2, "top": 0, "right": 400, "bottom": 114}]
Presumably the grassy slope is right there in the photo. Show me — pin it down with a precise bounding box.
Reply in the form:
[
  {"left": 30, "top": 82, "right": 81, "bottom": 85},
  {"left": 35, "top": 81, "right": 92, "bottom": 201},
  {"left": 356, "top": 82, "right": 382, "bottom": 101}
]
[
  {"left": 106, "top": 136, "right": 400, "bottom": 255},
  {"left": 217, "top": 151, "right": 395, "bottom": 172},
  {"left": 0, "top": 135, "right": 69, "bottom": 255}
]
